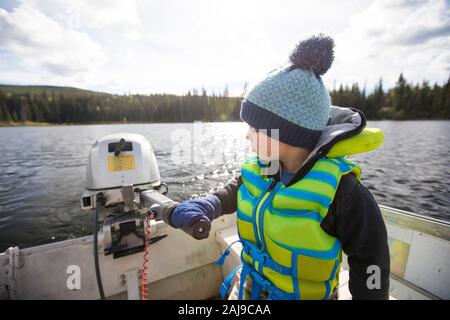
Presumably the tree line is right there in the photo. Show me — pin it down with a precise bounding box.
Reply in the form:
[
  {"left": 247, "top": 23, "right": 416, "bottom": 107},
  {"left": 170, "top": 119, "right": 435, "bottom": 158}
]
[
  {"left": 0, "top": 74, "right": 449, "bottom": 124},
  {"left": 331, "top": 74, "right": 450, "bottom": 120}
]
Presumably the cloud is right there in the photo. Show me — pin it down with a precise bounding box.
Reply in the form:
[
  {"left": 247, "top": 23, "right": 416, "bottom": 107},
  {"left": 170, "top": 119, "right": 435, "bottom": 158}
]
[
  {"left": 0, "top": 0, "right": 374, "bottom": 94},
  {"left": 399, "top": 24, "right": 450, "bottom": 46},
  {"left": 330, "top": 0, "right": 450, "bottom": 91},
  {"left": 1, "top": 0, "right": 448, "bottom": 95},
  {"left": 24, "top": 0, "right": 142, "bottom": 39},
  {"left": 0, "top": 4, "right": 107, "bottom": 78}
]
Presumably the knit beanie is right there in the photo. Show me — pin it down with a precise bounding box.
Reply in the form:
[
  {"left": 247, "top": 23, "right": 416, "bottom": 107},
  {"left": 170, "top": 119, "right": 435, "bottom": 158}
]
[{"left": 240, "top": 34, "right": 335, "bottom": 150}]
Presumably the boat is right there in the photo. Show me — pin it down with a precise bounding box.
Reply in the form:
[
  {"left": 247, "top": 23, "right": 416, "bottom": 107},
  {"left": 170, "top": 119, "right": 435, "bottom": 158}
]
[
  {"left": 1, "top": 204, "right": 449, "bottom": 300},
  {"left": 1, "top": 134, "right": 449, "bottom": 300}
]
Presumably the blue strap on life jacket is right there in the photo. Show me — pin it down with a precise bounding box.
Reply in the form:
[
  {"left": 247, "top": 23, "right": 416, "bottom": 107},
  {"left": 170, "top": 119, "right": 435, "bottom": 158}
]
[
  {"left": 216, "top": 250, "right": 231, "bottom": 266},
  {"left": 219, "top": 264, "right": 242, "bottom": 299},
  {"left": 292, "top": 253, "right": 301, "bottom": 300},
  {"left": 216, "top": 240, "right": 242, "bottom": 266},
  {"left": 242, "top": 260, "right": 295, "bottom": 300},
  {"left": 216, "top": 240, "right": 243, "bottom": 299},
  {"left": 242, "top": 241, "right": 292, "bottom": 275},
  {"left": 250, "top": 279, "right": 263, "bottom": 300},
  {"left": 238, "top": 264, "right": 251, "bottom": 300},
  {"left": 217, "top": 239, "right": 295, "bottom": 300}
]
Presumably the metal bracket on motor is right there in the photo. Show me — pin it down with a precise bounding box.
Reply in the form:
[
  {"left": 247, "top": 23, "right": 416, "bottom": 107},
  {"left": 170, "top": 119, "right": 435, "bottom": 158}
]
[{"left": 101, "top": 185, "right": 169, "bottom": 259}]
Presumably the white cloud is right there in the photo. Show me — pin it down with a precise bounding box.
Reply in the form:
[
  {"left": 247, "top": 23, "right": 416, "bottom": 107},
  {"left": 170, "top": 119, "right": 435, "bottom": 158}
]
[
  {"left": 330, "top": 0, "right": 450, "bottom": 91},
  {"left": 118, "top": 0, "right": 372, "bottom": 95},
  {"left": 0, "top": 4, "right": 107, "bottom": 81},
  {"left": 0, "top": 0, "right": 448, "bottom": 95},
  {"left": 24, "top": 0, "right": 141, "bottom": 34}
]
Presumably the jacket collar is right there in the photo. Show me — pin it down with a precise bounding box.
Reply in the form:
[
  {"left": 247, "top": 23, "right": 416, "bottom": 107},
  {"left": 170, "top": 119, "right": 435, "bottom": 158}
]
[{"left": 276, "top": 106, "right": 366, "bottom": 186}]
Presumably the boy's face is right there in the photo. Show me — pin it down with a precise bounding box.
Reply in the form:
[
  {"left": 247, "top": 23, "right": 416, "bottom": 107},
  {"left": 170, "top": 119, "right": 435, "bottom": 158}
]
[{"left": 246, "top": 125, "right": 280, "bottom": 162}]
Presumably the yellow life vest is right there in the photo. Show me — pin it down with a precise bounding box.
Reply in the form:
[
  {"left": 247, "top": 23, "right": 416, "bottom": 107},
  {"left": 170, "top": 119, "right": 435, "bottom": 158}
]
[
  {"left": 237, "top": 156, "right": 360, "bottom": 300},
  {"left": 217, "top": 127, "right": 384, "bottom": 300}
]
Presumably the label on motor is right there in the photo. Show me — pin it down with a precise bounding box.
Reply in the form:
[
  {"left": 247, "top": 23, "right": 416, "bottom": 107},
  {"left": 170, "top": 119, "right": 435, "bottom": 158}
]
[{"left": 107, "top": 155, "right": 136, "bottom": 172}]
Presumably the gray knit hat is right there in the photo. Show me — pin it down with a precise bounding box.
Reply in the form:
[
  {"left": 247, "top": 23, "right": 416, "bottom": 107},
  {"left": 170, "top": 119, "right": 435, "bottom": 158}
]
[{"left": 240, "top": 34, "right": 334, "bottom": 149}]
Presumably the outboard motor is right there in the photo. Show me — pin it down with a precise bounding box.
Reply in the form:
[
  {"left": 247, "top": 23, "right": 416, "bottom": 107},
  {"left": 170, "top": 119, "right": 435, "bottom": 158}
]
[
  {"left": 81, "top": 133, "right": 211, "bottom": 299},
  {"left": 81, "top": 133, "right": 210, "bottom": 258}
]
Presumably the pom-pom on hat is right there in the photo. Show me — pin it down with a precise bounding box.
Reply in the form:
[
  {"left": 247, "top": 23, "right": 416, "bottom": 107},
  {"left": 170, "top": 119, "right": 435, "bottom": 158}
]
[{"left": 240, "top": 34, "right": 335, "bottom": 149}]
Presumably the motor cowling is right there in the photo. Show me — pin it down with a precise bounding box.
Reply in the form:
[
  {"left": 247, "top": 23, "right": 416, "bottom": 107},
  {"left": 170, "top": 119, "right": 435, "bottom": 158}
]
[
  {"left": 81, "top": 133, "right": 161, "bottom": 209},
  {"left": 86, "top": 133, "right": 160, "bottom": 190}
]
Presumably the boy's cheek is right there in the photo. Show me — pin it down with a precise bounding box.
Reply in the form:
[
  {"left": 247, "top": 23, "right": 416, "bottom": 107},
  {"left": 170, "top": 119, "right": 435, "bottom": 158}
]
[
  {"left": 250, "top": 139, "right": 258, "bottom": 153},
  {"left": 256, "top": 136, "right": 274, "bottom": 161},
  {"left": 247, "top": 131, "right": 274, "bottom": 160},
  {"left": 247, "top": 133, "right": 258, "bottom": 152}
]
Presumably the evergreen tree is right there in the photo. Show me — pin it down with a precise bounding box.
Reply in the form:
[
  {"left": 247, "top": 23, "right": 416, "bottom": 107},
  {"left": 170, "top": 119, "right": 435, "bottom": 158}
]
[{"left": 0, "top": 75, "right": 449, "bottom": 125}]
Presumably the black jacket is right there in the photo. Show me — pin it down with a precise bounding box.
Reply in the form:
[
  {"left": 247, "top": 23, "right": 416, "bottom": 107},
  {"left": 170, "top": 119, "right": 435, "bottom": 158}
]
[{"left": 213, "top": 106, "right": 391, "bottom": 300}]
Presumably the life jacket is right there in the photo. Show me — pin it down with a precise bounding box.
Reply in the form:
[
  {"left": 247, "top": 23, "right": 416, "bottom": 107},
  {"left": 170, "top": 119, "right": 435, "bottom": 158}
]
[{"left": 216, "top": 122, "right": 384, "bottom": 300}]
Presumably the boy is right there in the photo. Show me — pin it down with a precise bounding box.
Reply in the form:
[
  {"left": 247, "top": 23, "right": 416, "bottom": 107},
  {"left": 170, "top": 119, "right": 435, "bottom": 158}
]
[{"left": 169, "top": 35, "right": 390, "bottom": 300}]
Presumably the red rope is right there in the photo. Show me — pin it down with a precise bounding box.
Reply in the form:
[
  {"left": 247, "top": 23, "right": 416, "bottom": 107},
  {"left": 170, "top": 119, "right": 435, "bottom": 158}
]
[{"left": 141, "top": 211, "right": 153, "bottom": 300}]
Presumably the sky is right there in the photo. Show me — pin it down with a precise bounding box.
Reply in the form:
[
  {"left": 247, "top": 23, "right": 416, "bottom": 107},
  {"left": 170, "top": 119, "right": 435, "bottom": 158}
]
[{"left": 0, "top": 0, "right": 449, "bottom": 96}]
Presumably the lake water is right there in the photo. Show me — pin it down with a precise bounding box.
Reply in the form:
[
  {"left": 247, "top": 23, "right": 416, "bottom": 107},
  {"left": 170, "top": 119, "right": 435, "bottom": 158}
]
[{"left": 0, "top": 121, "right": 449, "bottom": 252}]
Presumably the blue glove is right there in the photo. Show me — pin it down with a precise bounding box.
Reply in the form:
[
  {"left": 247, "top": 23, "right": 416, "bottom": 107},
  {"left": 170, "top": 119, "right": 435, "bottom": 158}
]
[{"left": 171, "top": 195, "right": 222, "bottom": 228}]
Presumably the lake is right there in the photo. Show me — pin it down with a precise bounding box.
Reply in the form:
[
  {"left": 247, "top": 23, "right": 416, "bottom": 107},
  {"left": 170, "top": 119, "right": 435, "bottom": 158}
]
[{"left": 0, "top": 121, "right": 449, "bottom": 252}]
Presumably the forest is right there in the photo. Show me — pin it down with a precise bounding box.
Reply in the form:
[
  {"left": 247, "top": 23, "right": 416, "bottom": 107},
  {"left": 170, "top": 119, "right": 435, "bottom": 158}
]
[{"left": 0, "top": 74, "right": 449, "bottom": 125}]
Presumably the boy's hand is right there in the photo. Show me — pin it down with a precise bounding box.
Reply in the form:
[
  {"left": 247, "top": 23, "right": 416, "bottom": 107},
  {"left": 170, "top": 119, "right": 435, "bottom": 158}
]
[{"left": 170, "top": 195, "right": 222, "bottom": 228}]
